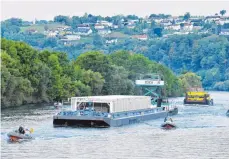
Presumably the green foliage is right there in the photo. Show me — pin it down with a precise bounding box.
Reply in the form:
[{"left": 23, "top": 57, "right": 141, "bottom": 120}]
[
  {"left": 108, "top": 50, "right": 184, "bottom": 96},
  {"left": 153, "top": 27, "right": 163, "bottom": 37},
  {"left": 220, "top": 10, "right": 226, "bottom": 16},
  {"left": 184, "top": 12, "right": 191, "bottom": 21},
  {"left": 214, "top": 80, "right": 229, "bottom": 91},
  {"left": 93, "top": 34, "right": 103, "bottom": 47},
  {"left": 0, "top": 39, "right": 102, "bottom": 108},
  {"left": 1, "top": 38, "right": 204, "bottom": 108},
  {"left": 179, "top": 72, "right": 202, "bottom": 92},
  {"left": 1, "top": 65, "right": 33, "bottom": 107},
  {"left": 81, "top": 70, "right": 104, "bottom": 95}
]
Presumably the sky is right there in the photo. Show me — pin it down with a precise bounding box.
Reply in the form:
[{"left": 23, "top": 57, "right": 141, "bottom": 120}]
[{"left": 1, "top": 0, "right": 229, "bottom": 21}]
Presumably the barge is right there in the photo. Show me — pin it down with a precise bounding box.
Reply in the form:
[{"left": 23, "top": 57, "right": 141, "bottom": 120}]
[
  {"left": 53, "top": 95, "right": 177, "bottom": 127},
  {"left": 184, "top": 91, "right": 214, "bottom": 105}
]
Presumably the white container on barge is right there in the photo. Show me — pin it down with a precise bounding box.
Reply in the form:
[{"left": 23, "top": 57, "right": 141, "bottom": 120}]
[
  {"left": 71, "top": 95, "right": 152, "bottom": 113},
  {"left": 53, "top": 95, "right": 174, "bottom": 127}
]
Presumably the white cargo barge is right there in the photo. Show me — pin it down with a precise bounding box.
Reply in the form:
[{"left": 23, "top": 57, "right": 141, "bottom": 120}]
[{"left": 53, "top": 95, "right": 176, "bottom": 127}]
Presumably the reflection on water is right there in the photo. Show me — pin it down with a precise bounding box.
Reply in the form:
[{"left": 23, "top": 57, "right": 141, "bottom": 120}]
[{"left": 1, "top": 91, "right": 229, "bottom": 159}]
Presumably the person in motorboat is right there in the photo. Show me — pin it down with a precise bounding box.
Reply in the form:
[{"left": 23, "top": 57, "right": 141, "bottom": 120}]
[
  {"left": 18, "top": 126, "right": 25, "bottom": 134},
  {"left": 161, "top": 117, "right": 176, "bottom": 129},
  {"left": 226, "top": 109, "right": 229, "bottom": 117},
  {"left": 8, "top": 126, "right": 34, "bottom": 141},
  {"left": 164, "top": 117, "right": 173, "bottom": 122}
]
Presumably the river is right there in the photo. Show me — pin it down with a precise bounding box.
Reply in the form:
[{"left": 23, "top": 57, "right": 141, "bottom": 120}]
[{"left": 1, "top": 91, "right": 229, "bottom": 159}]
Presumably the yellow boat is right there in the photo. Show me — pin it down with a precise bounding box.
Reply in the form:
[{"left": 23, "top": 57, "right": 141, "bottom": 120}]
[{"left": 184, "top": 91, "right": 213, "bottom": 105}]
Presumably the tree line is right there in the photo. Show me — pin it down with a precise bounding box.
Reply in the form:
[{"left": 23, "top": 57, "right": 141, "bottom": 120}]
[{"left": 1, "top": 39, "right": 202, "bottom": 108}]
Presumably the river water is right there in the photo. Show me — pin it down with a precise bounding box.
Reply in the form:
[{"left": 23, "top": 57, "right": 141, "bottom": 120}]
[{"left": 1, "top": 91, "right": 229, "bottom": 159}]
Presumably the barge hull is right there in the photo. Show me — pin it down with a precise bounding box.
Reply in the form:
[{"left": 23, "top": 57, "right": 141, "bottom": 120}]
[
  {"left": 53, "top": 119, "right": 110, "bottom": 128},
  {"left": 53, "top": 111, "right": 168, "bottom": 128}
]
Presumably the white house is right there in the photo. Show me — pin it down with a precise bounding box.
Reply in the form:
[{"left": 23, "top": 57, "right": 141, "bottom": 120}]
[
  {"left": 64, "top": 35, "right": 81, "bottom": 40},
  {"left": 160, "top": 20, "right": 172, "bottom": 26},
  {"left": 47, "top": 31, "right": 58, "bottom": 37},
  {"left": 219, "top": 18, "right": 229, "bottom": 25},
  {"left": 60, "top": 35, "right": 81, "bottom": 46},
  {"left": 97, "top": 20, "right": 113, "bottom": 27},
  {"left": 94, "top": 24, "right": 105, "bottom": 30},
  {"left": 75, "top": 28, "right": 92, "bottom": 36},
  {"left": 77, "top": 24, "right": 90, "bottom": 29},
  {"left": 164, "top": 24, "right": 180, "bottom": 30},
  {"left": 127, "top": 24, "right": 135, "bottom": 29},
  {"left": 192, "top": 23, "right": 203, "bottom": 30},
  {"left": 112, "top": 25, "right": 119, "bottom": 29},
  {"left": 205, "top": 16, "right": 221, "bottom": 23},
  {"left": 220, "top": 29, "right": 229, "bottom": 35},
  {"left": 106, "top": 39, "right": 118, "bottom": 44},
  {"left": 143, "top": 29, "right": 149, "bottom": 33},
  {"left": 181, "top": 23, "right": 193, "bottom": 31}
]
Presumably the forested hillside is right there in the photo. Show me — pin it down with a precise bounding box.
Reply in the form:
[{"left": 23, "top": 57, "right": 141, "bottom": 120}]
[
  {"left": 1, "top": 39, "right": 201, "bottom": 108},
  {"left": 2, "top": 16, "right": 229, "bottom": 91}
]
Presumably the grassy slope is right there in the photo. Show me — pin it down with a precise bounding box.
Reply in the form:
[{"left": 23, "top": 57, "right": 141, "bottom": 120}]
[{"left": 20, "top": 23, "right": 67, "bottom": 33}]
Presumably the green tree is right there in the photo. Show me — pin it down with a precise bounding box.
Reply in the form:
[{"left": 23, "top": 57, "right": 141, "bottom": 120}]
[
  {"left": 220, "top": 10, "right": 226, "bottom": 16},
  {"left": 179, "top": 72, "right": 202, "bottom": 92},
  {"left": 184, "top": 12, "right": 191, "bottom": 21}
]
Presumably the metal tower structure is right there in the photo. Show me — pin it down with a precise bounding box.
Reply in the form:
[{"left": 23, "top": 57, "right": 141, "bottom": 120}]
[{"left": 135, "top": 74, "right": 165, "bottom": 105}]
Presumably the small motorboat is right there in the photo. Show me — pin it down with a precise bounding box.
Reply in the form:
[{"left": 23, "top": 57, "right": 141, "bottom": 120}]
[
  {"left": 161, "top": 121, "right": 177, "bottom": 130},
  {"left": 226, "top": 110, "right": 229, "bottom": 117},
  {"left": 7, "top": 128, "right": 34, "bottom": 142},
  {"left": 54, "top": 102, "right": 63, "bottom": 108}
]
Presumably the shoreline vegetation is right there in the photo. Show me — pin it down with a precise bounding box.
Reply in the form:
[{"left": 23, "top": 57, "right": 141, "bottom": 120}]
[{"left": 1, "top": 39, "right": 202, "bottom": 108}]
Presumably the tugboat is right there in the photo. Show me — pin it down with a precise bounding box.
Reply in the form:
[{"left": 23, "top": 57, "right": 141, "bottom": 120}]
[
  {"left": 168, "top": 106, "right": 178, "bottom": 116},
  {"left": 184, "top": 87, "right": 213, "bottom": 105}
]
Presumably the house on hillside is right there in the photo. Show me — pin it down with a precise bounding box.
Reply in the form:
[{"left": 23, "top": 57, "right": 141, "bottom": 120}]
[
  {"left": 143, "top": 29, "right": 149, "bottom": 33},
  {"left": 128, "top": 19, "right": 139, "bottom": 24},
  {"left": 219, "top": 17, "right": 229, "bottom": 25},
  {"left": 60, "top": 35, "right": 81, "bottom": 46},
  {"left": 175, "top": 19, "right": 185, "bottom": 25},
  {"left": 160, "top": 20, "right": 172, "bottom": 26},
  {"left": 132, "top": 34, "right": 148, "bottom": 40},
  {"left": 63, "top": 28, "right": 73, "bottom": 34},
  {"left": 77, "top": 24, "right": 90, "bottom": 29},
  {"left": 150, "top": 17, "right": 163, "bottom": 23},
  {"left": 190, "top": 19, "right": 203, "bottom": 25},
  {"left": 164, "top": 24, "right": 180, "bottom": 30},
  {"left": 105, "top": 38, "right": 118, "bottom": 44},
  {"left": 57, "top": 26, "right": 70, "bottom": 31},
  {"left": 205, "top": 16, "right": 221, "bottom": 22},
  {"left": 97, "top": 20, "right": 113, "bottom": 27},
  {"left": 127, "top": 24, "right": 135, "bottom": 29},
  {"left": 193, "top": 23, "right": 203, "bottom": 30},
  {"left": 94, "top": 24, "right": 105, "bottom": 30},
  {"left": 47, "top": 31, "right": 58, "bottom": 37},
  {"left": 219, "top": 29, "right": 229, "bottom": 35},
  {"left": 112, "top": 25, "right": 119, "bottom": 29},
  {"left": 180, "top": 23, "right": 193, "bottom": 31},
  {"left": 75, "top": 28, "right": 92, "bottom": 36},
  {"left": 63, "top": 35, "right": 81, "bottom": 40}
]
